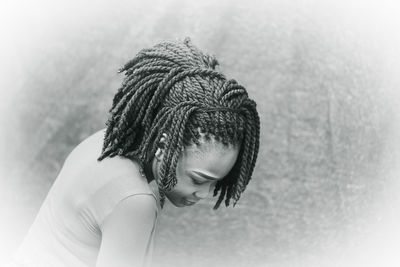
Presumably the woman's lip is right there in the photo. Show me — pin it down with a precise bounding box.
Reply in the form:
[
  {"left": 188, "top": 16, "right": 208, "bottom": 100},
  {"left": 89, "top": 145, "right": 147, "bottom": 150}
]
[{"left": 183, "top": 200, "right": 196, "bottom": 205}]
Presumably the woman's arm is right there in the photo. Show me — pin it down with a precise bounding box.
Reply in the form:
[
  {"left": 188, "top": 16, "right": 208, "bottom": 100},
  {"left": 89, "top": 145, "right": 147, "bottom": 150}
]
[{"left": 96, "top": 194, "right": 157, "bottom": 267}]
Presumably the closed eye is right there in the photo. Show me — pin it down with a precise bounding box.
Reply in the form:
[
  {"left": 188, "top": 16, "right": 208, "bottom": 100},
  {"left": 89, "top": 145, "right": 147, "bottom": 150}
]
[{"left": 191, "top": 177, "right": 205, "bottom": 185}]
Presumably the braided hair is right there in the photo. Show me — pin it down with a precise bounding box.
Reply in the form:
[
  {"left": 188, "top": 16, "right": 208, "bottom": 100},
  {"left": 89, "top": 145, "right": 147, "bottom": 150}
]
[{"left": 98, "top": 38, "right": 260, "bottom": 210}]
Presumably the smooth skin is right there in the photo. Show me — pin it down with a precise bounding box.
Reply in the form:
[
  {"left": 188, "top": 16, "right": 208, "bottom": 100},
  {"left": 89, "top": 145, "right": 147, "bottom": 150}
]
[
  {"left": 96, "top": 195, "right": 156, "bottom": 267},
  {"left": 96, "top": 135, "right": 239, "bottom": 266},
  {"left": 152, "top": 135, "right": 240, "bottom": 207}
]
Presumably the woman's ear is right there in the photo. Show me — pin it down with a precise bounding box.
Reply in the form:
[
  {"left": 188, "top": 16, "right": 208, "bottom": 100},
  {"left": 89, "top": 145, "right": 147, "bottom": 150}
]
[{"left": 155, "top": 133, "right": 167, "bottom": 162}]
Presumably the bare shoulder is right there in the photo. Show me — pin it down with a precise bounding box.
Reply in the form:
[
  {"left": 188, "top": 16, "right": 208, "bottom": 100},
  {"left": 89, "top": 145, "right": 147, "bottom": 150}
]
[
  {"left": 97, "top": 194, "right": 157, "bottom": 267},
  {"left": 100, "top": 194, "right": 157, "bottom": 231}
]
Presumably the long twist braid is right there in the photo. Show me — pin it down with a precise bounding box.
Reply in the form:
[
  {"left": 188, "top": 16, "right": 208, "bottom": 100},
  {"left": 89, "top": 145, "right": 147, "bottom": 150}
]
[{"left": 98, "top": 38, "right": 260, "bottom": 209}]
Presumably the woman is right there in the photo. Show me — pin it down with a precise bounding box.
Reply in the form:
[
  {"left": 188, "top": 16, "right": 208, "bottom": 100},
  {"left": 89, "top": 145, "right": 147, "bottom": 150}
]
[{"left": 9, "top": 38, "right": 260, "bottom": 267}]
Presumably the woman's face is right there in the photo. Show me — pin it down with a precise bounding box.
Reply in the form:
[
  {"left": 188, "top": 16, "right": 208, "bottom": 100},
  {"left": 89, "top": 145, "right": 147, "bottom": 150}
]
[{"left": 153, "top": 139, "right": 240, "bottom": 207}]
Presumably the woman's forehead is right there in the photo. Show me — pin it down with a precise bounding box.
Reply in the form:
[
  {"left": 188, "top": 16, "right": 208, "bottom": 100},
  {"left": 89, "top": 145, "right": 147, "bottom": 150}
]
[
  {"left": 184, "top": 139, "right": 237, "bottom": 157},
  {"left": 181, "top": 141, "right": 240, "bottom": 178}
]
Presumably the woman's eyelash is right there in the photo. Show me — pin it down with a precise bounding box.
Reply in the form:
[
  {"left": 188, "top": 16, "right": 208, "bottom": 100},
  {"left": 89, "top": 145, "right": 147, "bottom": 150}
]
[{"left": 191, "top": 178, "right": 204, "bottom": 185}]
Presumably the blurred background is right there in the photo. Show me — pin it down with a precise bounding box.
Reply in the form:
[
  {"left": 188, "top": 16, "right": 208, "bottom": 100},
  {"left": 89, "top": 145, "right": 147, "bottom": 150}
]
[{"left": 1, "top": 0, "right": 400, "bottom": 266}]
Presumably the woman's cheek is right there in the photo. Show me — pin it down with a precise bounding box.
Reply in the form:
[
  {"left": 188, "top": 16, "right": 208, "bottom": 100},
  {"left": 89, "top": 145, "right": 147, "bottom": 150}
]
[{"left": 173, "top": 179, "right": 193, "bottom": 195}]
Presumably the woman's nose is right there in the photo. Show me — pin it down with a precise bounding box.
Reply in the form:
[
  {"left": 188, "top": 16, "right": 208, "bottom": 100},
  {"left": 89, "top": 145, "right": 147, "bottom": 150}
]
[{"left": 194, "top": 185, "right": 211, "bottom": 199}]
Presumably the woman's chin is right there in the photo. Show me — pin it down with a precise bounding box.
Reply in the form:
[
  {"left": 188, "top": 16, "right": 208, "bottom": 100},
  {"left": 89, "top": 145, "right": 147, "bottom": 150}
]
[
  {"left": 169, "top": 201, "right": 186, "bottom": 208},
  {"left": 165, "top": 195, "right": 185, "bottom": 207},
  {"left": 168, "top": 197, "right": 193, "bottom": 208}
]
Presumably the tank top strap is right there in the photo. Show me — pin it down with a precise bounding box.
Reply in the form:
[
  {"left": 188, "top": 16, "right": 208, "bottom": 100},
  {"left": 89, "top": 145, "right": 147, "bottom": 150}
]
[{"left": 87, "top": 174, "right": 157, "bottom": 227}]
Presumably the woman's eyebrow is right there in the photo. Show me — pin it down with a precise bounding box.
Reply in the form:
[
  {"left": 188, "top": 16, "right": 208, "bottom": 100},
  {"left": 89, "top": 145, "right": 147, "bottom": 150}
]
[{"left": 192, "top": 171, "right": 220, "bottom": 181}]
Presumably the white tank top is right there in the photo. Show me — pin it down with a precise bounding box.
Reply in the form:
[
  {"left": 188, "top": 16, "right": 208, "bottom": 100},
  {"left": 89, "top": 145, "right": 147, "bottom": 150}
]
[{"left": 10, "top": 129, "right": 160, "bottom": 267}]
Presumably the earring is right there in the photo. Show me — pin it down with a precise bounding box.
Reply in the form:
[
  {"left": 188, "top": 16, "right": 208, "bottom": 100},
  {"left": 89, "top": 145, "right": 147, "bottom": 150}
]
[{"left": 155, "top": 148, "right": 163, "bottom": 161}]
